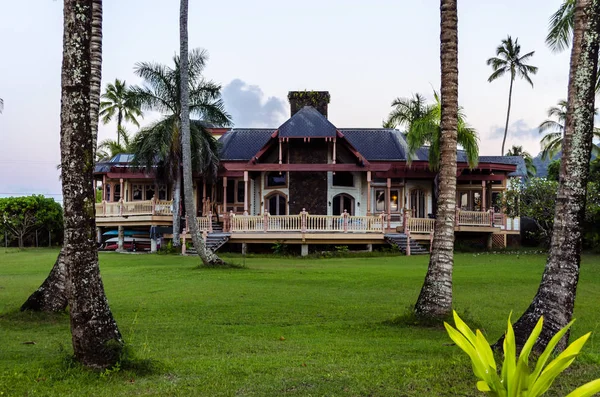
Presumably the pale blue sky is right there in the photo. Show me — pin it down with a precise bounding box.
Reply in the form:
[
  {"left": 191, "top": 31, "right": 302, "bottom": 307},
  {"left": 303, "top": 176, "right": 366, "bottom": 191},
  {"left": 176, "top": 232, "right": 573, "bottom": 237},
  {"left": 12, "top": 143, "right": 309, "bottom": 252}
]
[{"left": 0, "top": 0, "right": 569, "bottom": 202}]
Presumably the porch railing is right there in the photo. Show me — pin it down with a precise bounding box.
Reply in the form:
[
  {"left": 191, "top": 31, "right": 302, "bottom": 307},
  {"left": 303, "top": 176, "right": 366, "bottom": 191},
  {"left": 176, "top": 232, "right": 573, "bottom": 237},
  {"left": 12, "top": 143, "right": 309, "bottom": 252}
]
[
  {"left": 95, "top": 199, "right": 174, "bottom": 217},
  {"left": 406, "top": 217, "right": 435, "bottom": 233},
  {"left": 228, "top": 210, "right": 386, "bottom": 233},
  {"left": 456, "top": 209, "right": 492, "bottom": 227},
  {"left": 404, "top": 209, "right": 521, "bottom": 234}
]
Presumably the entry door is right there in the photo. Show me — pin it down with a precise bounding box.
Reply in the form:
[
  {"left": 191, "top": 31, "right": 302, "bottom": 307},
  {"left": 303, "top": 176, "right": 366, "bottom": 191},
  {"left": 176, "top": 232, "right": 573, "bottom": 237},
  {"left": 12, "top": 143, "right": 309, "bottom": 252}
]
[
  {"left": 332, "top": 194, "right": 354, "bottom": 215},
  {"left": 410, "top": 189, "right": 426, "bottom": 218},
  {"left": 267, "top": 194, "right": 286, "bottom": 215}
]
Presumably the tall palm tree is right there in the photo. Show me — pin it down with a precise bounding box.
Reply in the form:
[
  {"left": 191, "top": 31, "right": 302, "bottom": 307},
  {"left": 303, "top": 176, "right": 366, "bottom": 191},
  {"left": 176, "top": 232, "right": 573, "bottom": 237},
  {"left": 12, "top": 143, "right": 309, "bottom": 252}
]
[
  {"left": 130, "top": 48, "right": 231, "bottom": 247},
  {"left": 179, "top": 0, "right": 224, "bottom": 266},
  {"left": 0, "top": 98, "right": 3, "bottom": 113},
  {"left": 505, "top": 145, "right": 536, "bottom": 178},
  {"left": 414, "top": 0, "right": 458, "bottom": 320},
  {"left": 96, "top": 127, "right": 135, "bottom": 161},
  {"left": 487, "top": 36, "right": 538, "bottom": 156},
  {"left": 99, "top": 78, "right": 142, "bottom": 145},
  {"left": 404, "top": 91, "right": 479, "bottom": 170},
  {"left": 385, "top": 93, "right": 429, "bottom": 129},
  {"left": 506, "top": 0, "right": 600, "bottom": 353},
  {"left": 57, "top": 0, "right": 122, "bottom": 369},
  {"left": 538, "top": 99, "right": 600, "bottom": 160}
]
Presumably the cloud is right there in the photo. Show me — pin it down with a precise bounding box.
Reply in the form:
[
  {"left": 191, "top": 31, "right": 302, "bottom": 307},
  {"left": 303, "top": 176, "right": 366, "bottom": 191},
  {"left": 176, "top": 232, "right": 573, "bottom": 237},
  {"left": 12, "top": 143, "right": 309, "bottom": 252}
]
[
  {"left": 488, "top": 119, "right": 540, "bottom": 140},
  {"left": 222, "top": 79, "right": 288, "bottom": 128}
]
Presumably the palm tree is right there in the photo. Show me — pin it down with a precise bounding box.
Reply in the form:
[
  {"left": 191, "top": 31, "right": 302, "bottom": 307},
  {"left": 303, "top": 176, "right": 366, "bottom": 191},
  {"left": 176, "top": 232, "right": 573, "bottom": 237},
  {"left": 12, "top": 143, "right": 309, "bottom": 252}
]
[
  {"left": 401, "top": 91, "right": 479, "bottom": 170},
  {"left": 130, "top": 48, "right": 231, "bottom": 248},
  {"left": 99, "top": 78, "right": 142, "bottom": 145},
  {"left": 506, "top": 0, "right": 600, "bottom": 353},
  {"left": 385, "top": 93, "right": 429, "bottom": 129},
  {"left": 505, "top": 145, "right": 536, "bottom": 178},
  {"left": 538, "top": 99, "right": 600, "bottom": 160},
  {"left": 178, "top": 0, "right": 224, "bottom": 266},
  {"left": 487, "top": 36, "right": 538, "bottom": 156},
  {"left": 0, "top": 98, "right": 3, "bottom": 113},
  {"left": 413, "top": 0, "right": 458, "bottom": 320},
  {"left": 96, "top": 127, "right": 135, "bottom": 161},
  {"left": 56, "top": 0, "right": 122, "bottom": 369}
]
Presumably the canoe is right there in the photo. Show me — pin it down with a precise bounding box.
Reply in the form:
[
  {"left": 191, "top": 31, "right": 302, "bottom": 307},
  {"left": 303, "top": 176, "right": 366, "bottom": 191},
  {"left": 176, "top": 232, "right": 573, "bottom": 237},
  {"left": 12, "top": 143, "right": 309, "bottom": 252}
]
[{"left": 103, "top": 230, "right": 149, "bottom": 237}]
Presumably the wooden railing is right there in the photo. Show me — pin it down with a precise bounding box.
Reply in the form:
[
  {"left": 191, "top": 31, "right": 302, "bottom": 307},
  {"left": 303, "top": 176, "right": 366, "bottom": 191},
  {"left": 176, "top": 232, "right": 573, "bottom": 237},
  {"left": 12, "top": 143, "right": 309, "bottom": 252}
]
[
  {"left": 197, "top": 216, "right": 212, "bottom": 231},
  {"left": 228, "top": 210, "right": 385, "bottom": 233},
  {"left": 456, "top": 209, "right": 492, "bottom": 226},
  {"left": 407, "top": 217, "right": 435, "bottom": 233},
  {"left": 96, "top": 199, "right": 173, "bottom": 217}
]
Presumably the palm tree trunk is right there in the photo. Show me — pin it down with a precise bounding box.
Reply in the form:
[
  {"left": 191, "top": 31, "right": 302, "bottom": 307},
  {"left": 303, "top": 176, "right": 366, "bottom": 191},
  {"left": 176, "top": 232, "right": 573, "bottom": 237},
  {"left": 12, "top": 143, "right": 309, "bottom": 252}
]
[
  {"left": 500, "top": 0, "right": 600, "bottom": 353},
  {"left": 60, "top": 0, "right": 122, "bottom": 369},
  {"left": 117, "top": 110, "right": 122, "bottom": 146},
  {"left": 172, "top": 167, "right": 182, "bottom": 246},
  {"left": 178, "top": 0, "right": 224, "bottom": 266},
  {"left": 21, "top": 0, "right": 103, "bottom": 314},
  {"left": 414, "top": 0, "right": 458, "bottom": 319},
  {"left": 501, "top": 76, "right": 514, "bottom": 155}
]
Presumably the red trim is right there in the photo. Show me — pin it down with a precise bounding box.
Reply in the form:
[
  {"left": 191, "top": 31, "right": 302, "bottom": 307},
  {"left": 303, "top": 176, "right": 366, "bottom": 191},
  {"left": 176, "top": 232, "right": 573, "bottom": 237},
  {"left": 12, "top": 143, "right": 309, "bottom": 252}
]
[
  {"left": 107, "top": 172, "right": 153, "bottom": 179},
  {"left": 223, "top": 163, "right": 390, "bottom": 172}
]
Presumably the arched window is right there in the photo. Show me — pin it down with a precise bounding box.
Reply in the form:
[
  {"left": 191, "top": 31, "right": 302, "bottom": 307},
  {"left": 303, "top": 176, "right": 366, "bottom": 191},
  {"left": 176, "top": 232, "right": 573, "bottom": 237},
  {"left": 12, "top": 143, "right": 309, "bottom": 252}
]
[
  {"left": 105, "top": 183, "right": 111, "bottom": 201},
  {"left": 332, "top": 193, "right": 354, "bottom": 216},
  {"left": 266, "top": 192, "right": 287, "bottom": 215},
  {"left": 410, "top": 189, "right": 426, "bottom": 218}
]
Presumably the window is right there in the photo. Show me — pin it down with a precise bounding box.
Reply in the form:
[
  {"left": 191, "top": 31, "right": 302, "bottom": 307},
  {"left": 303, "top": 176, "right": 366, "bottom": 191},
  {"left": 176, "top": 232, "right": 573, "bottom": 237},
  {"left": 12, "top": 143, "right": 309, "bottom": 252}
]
[
  {"left": 458, "top": 192, "right": 469, "bottom": 209},
  {"left": 375, "top": 189, "right": 386, "bottom": 212},
  {"left": 457, "top": 190, "right": 483, "bottom": 211},
  {"left": 332, "top": 194, "right": 354, "bottom": 215},
  {"left": 226, "top": 183, "right": 235, "bottom": 204},
  {"left": 410, "top": 189, "right": 426, "bottom": 218},
  {"left": 266, "top": 172, "right": 286, "bottom": 188},
  {"left": 145, "top": 185, "right": 155, "bottom": 200},
  {"left": 105, "top": 184, "right": 111, "bottom": 201},
  {"left": 158, "top": 184, "right": 168, "bottom": 200},
  {"left": 132, "top": 184, "right": 143, "bottom": 201},
  {"left": 333, "top": 172, "right": 354, "bottom": 187},
  {"left": 390, "top": 189, "right": 399, "bottom": 212},
  {"left": 114, "top": 184, "right": 121, "bottom": 202},
  {"left": 237, "top": 181, "right": 245, "bottom": 203},
  {"left": 266, "top": 193, "right": 286, "bottom": 215}
]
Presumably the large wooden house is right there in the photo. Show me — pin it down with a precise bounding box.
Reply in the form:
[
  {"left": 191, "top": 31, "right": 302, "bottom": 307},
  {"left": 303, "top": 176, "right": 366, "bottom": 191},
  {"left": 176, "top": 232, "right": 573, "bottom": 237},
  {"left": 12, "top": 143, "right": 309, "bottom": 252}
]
[{"left": 94, "top": 91, "right": 524, "bottom": 255}]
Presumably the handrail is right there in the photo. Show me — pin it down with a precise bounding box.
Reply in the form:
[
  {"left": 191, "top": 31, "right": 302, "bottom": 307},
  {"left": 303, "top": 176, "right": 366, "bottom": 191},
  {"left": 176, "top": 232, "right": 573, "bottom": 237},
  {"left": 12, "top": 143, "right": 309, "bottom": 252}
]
[
  {"left": 95, "top": 199, "right": 174, "bottom": 217},
  {"left": 407, "top": 217, "right": 435, "bottom": 233},
  {"left": 457, "top": 209, "right": 491, "bottom": 226}
]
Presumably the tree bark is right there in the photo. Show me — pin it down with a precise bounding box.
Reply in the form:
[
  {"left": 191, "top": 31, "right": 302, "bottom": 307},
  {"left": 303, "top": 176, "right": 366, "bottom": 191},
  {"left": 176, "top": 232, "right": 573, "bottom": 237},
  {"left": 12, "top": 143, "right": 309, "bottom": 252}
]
[
  {"left": 501, "top": 75, "right": 514, "bottom": 156},
  {"left": 414, "top": 0, "right": 458, "bottom": 319},
  {"left": 60, "top": 0, "right": 122, "bottom": 369},
  {"left": 172, "top": 167, "right": 182, "bottom": 246},
  {"left": 178, "top": 0, "right": 224, "bottom": 266},
  {"left": 21, "top": 0, "right": 103, "bottom": 314},
  {"left": 500, "top": 0, "right": 600, "bottom": 352}
]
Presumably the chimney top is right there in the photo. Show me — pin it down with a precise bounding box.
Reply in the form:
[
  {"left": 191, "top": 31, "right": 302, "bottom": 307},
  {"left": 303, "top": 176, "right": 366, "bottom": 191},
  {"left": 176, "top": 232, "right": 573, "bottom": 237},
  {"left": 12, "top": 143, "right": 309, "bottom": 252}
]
[{"left": 288, "top": 91, "right": 330, "bottom": 118}]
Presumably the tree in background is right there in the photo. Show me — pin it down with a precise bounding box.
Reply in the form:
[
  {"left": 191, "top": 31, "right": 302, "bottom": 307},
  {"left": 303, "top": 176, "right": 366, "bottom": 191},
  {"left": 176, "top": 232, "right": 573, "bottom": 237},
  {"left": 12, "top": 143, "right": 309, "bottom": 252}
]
[
  {"left": 0, "top": 196, "right": 63, "bottom": 248},
  {"left": 506, "top": 145, "right": 536, "bottom": 178},
  {"left": 0, "top": 98, "right": 3, "bottom": 113},
  {"left": 506, "top": 0, "right": 600, "bottom": 352},
  {"left": 99, "top": 78, "right": 142, "bottom": 145},
  {"left": 385, "top": 93, "right": 429, "bottom": 130},
  {"left": 414, "top": 0, "right": 459, "bottom": 319},
  {"left": 487, "top": 36, "right": 538, "bottom": 156},
  {"left": 538, "top": 99, "right": 600, "bottom": 160},
  {"left": 130, "top": 49, "right": 230, "bottom": 247},
  {"left": 96, "top": 127, "right": 135, "bottom": 161}
]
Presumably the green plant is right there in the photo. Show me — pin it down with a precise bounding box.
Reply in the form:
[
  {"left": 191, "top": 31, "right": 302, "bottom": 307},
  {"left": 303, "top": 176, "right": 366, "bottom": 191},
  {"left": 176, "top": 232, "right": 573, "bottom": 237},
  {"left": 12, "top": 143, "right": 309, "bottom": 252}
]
[
  {"left": 445, "top": 311, "right": 600, "bottom": 396},
  {"left": 272, "top": 241, "right": 288, "bottom": 255},
  {"left": 334, "top": 245, "right": 349, "bottom": 253}
]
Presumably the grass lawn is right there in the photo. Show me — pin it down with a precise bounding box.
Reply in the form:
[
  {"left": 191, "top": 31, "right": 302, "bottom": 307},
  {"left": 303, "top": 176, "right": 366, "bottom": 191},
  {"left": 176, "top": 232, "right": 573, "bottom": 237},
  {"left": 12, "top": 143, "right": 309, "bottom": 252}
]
[{"left": 2, "top": 249, "right": 600, "bottom": 396}]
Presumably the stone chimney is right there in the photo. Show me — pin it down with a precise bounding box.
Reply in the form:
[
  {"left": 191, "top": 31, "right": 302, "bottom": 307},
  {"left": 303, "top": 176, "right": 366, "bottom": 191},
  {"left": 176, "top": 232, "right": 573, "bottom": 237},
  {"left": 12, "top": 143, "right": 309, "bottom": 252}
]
[{"left": 288, "top": 91, "right": 331, "bottom": 118}]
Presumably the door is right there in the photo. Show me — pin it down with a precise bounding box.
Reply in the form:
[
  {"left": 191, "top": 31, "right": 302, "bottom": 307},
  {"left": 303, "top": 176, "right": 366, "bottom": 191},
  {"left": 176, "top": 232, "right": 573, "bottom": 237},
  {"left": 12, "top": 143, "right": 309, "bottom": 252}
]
[
  {"left": 332, "top": 194, "right": 354, "bottom": 215},
  {"left": 410, "top": 189, "right": 426, "bottom": 218},
  {"left": 267, "top": 193, "right": 287, "bottom": 215}
]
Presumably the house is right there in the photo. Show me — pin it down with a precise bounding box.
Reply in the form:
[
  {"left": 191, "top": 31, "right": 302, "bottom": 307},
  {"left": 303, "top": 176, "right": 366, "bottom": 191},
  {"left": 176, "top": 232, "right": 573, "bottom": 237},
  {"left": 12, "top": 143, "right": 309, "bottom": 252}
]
[{"left": 94, "top": 91, "right": 524, "bottom": 255}]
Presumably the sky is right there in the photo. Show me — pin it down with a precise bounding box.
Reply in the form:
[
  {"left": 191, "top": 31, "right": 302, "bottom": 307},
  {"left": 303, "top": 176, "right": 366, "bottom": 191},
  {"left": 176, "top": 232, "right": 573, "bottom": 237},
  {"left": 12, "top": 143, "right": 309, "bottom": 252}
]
[{"left": 0, "top": 0, "right": 571, "bottom": 203}]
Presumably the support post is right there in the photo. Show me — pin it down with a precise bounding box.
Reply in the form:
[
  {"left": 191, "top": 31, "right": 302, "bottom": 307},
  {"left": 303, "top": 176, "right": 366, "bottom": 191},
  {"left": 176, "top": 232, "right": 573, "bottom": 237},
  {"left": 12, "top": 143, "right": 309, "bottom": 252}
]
[
  {"left": 243, "top": 171, "right": 249, "bottom": 214},
  {"left": 301, "top": 244, "right": 309, "bottom": 257},
  {"left": 181, "top": 231, "right": 187, "bottom": 255},
  {"left": 102, "top": 174, "right": 106, "bottom": 202},
  {"left": 455, "top": 207, "right": 460, "bottom": 227},
  {"left": 366, "top": 244, "right": 373, "bottom": 252},
  {"left": 490, "top": 208, "right": 494, "bottom": 227},
  {"left": 366, "top": 171, "right": 371, "bottom": 216},
  {"left": 487, "top": 233, "right": 493, "bottom": 250},
  {"left": 386, "top": 178, "right": 391, "bottom": 231},
  {"left": 481, "top": 180, "right": 486, "bottom": 210},
  {"left": 202, "top": 179, "right": 207, "bottom": 215},
  {"left": 301, "top": 208, "right": 307, "bottom": 233},
  {"left": 242, "top": 243, "right": 247, "bottom": 255},
  {"left": 264, "top": 210, "right": 269, "bottom": 232},
  {"left": 208, "top": 211, "right": 213, "bottom": 233},
  {"left": 279, "top": 139, "right": 282, "bottom": 165},
  {"left": 406, "top": 231, "right": 411, "bottom": 256},
  {"left": 343, "top": 209, "right": 348, "bottom": 233},
  {"left": 120, "top": 178, "right": 124, "bottom": 202},
  {"left": 222, "top": 176, "right": 227, "bottom": 214},
  {"left": 151, "top": 236, "right": 157, "bottom": 253},
  {"left": 117, "top": 225, "right": 124, "bottom": 252},
  {"left": 332, "top": 137, "right": 337, "bottom": 165}
]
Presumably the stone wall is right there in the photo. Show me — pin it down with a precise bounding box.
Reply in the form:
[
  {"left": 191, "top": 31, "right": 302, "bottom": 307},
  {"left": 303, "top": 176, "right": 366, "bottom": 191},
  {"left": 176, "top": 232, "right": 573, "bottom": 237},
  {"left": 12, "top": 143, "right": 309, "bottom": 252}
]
[{"left": 289, "top": 141, "right": 328, "bottom": 214}]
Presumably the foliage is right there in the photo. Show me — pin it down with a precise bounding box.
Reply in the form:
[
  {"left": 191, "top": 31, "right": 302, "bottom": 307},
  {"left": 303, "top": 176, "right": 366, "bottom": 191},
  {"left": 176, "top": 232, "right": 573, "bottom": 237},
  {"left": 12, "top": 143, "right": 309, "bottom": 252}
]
[
  {"left": 445, "top": 311, "right": 600, "bottom": 397},
  {"left": 538, "top": 99, "right": 600, "bottom": 161},
  {"left": 506, "top": 145, "right": 536, "bottom": 178},
  {"left": 271, "top": 241, "right": 288, "bottom": 255},
  {"left": 96, "top": 127, "right": 136, "bottom": 161},
  {"left": 386, "top": 91, "right": 479, "bottom": 170},
  {"left": 547, "top": 160, "right": 561, "bottom": 181},
  {"left": 287, "top": 90, "right": 331, "bottom": 109},
  {"left": 0, "top": 196, "right": 63, "bottom": 248},
  {"left": 518, "top": 178, "right": 559, "bottom": 246},
  {"left": 99, "top": 78, "right": 142, "bottom": 146}
]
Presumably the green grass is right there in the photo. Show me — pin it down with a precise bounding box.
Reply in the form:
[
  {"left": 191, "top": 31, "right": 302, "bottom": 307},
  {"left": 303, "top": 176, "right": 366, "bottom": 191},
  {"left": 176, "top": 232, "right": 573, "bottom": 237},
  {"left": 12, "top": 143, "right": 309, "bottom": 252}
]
[{"left": 1, "top": 249, "right": 600, "bottom": 396}]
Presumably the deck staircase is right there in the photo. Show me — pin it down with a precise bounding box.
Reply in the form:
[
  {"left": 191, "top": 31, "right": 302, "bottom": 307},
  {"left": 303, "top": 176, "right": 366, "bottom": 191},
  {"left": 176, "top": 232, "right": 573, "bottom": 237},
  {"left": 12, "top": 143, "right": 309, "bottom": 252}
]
[
  {"left": 385, "top": 233, "right": 429, "bottom": 255},
  {"left": 185, "top": 222, "right": 230, "bottom": 255}
]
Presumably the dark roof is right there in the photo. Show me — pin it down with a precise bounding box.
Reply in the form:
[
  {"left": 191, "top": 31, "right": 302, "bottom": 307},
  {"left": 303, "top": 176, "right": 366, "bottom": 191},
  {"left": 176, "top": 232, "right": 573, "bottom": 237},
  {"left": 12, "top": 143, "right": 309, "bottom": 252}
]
[
  {"left": 278, "top": 106, "right": 337, "bottom": 138},
  {"left": 219, "top": 129, "right": 275, "bottom": 161},
  {"left": 340, "top": 129, "right": 409, "bottom": 161},
  {"left": 479, "top": 155, "right": 527, "bottom": 177},
  {"left": 94, "top": 153, "right": 135, "bottom": 173}
]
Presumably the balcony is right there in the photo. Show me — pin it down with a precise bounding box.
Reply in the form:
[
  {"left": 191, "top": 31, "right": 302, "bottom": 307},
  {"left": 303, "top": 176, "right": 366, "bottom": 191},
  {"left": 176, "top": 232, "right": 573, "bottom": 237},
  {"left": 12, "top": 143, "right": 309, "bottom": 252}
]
[{"left": 94, "top": 199, "right": 174, "bottom": 227}]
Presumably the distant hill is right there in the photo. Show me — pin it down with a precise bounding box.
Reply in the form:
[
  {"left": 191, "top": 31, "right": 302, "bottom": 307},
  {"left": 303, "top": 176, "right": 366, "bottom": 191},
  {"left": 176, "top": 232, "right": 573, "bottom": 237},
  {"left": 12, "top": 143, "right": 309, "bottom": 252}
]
[{"left": 533, "top": 152, "right": 560, "bottom": 177}]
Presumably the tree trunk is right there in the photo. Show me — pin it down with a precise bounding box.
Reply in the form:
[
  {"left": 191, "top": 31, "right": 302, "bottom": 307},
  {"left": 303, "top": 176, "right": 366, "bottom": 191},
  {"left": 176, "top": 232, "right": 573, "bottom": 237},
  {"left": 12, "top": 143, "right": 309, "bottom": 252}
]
[
  {"left": 60, "top": 0, "right": 122, "bottom": 369},
  {"left": 21, "top": 251, "right": 68, "bottom": 311},
  {"left": 20, "top": 0, "right": 103, "bottom": 314},
  {"left": 117, "top": 110, "right": 122, "bottom": 146},
  {"left": 501, "top": 76, "right": 514, "bottom": 156},
  {"left": 178, "top": 0, "right": 225, "bottom": 266},
  {"left": 500, "top": 0, "right": 600, "bottom": 353},
  {"left": 172, "top": 167, "right": 182, "bottom": 246},
  {"left": 414, "top": 0, "right": 458, "bottom": 319}
]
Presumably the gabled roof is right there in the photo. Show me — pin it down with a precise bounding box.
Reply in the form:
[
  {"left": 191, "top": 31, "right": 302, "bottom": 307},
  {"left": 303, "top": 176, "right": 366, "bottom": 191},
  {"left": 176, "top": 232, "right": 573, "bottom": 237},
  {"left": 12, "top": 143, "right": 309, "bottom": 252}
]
[
  {"left": 219, "top": 129, "right": 275, "bottom": 161},
  {"left": 341, "top": 129, "right": 409, "bottom": 161},
  {"left": 278, "top": 106, "right": 337, "bottom": 138}
]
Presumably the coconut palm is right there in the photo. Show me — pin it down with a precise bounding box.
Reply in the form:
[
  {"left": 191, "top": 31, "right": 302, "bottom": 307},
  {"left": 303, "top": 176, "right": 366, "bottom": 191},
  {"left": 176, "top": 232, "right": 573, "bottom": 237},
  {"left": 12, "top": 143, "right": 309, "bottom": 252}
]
[
  {"left": 403, "top": 91, "right": 479, "bottom": 170},
  {"left": 538, "top": 99, "right": 600, "bottom": 160},
  {"left": 505, "top": 145, "right": 536, "bottom": 178},
  {"left": 99, "top": 78, "right": 142, "bottom": 145},
  {"left": 385, "top": 93, "right": 429, "bottom": 129},
  {"left": 487, "top": 36, "right": 538, "bottom": 156},
  {"left": 0, "top": 98, "right": 3, "bottom": 113},
  {"left": 413, "top": 0, "right": 459, "bottom": 320},
  {"left": 96, "top": 127, "right": 135, "bottom": 161},
  {"left": 130, "top": 48, "right": 231, "bottom": 247},
  {"left": 507, "top": 0, "right": 600, "bottom": 353}
]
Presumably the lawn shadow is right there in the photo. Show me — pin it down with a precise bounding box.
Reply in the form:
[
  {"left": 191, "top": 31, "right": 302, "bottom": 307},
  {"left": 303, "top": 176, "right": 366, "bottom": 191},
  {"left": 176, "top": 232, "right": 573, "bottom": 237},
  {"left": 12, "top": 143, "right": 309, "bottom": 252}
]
[{"left": 383, "top": 306, "right": 485, "bottom": 331}]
